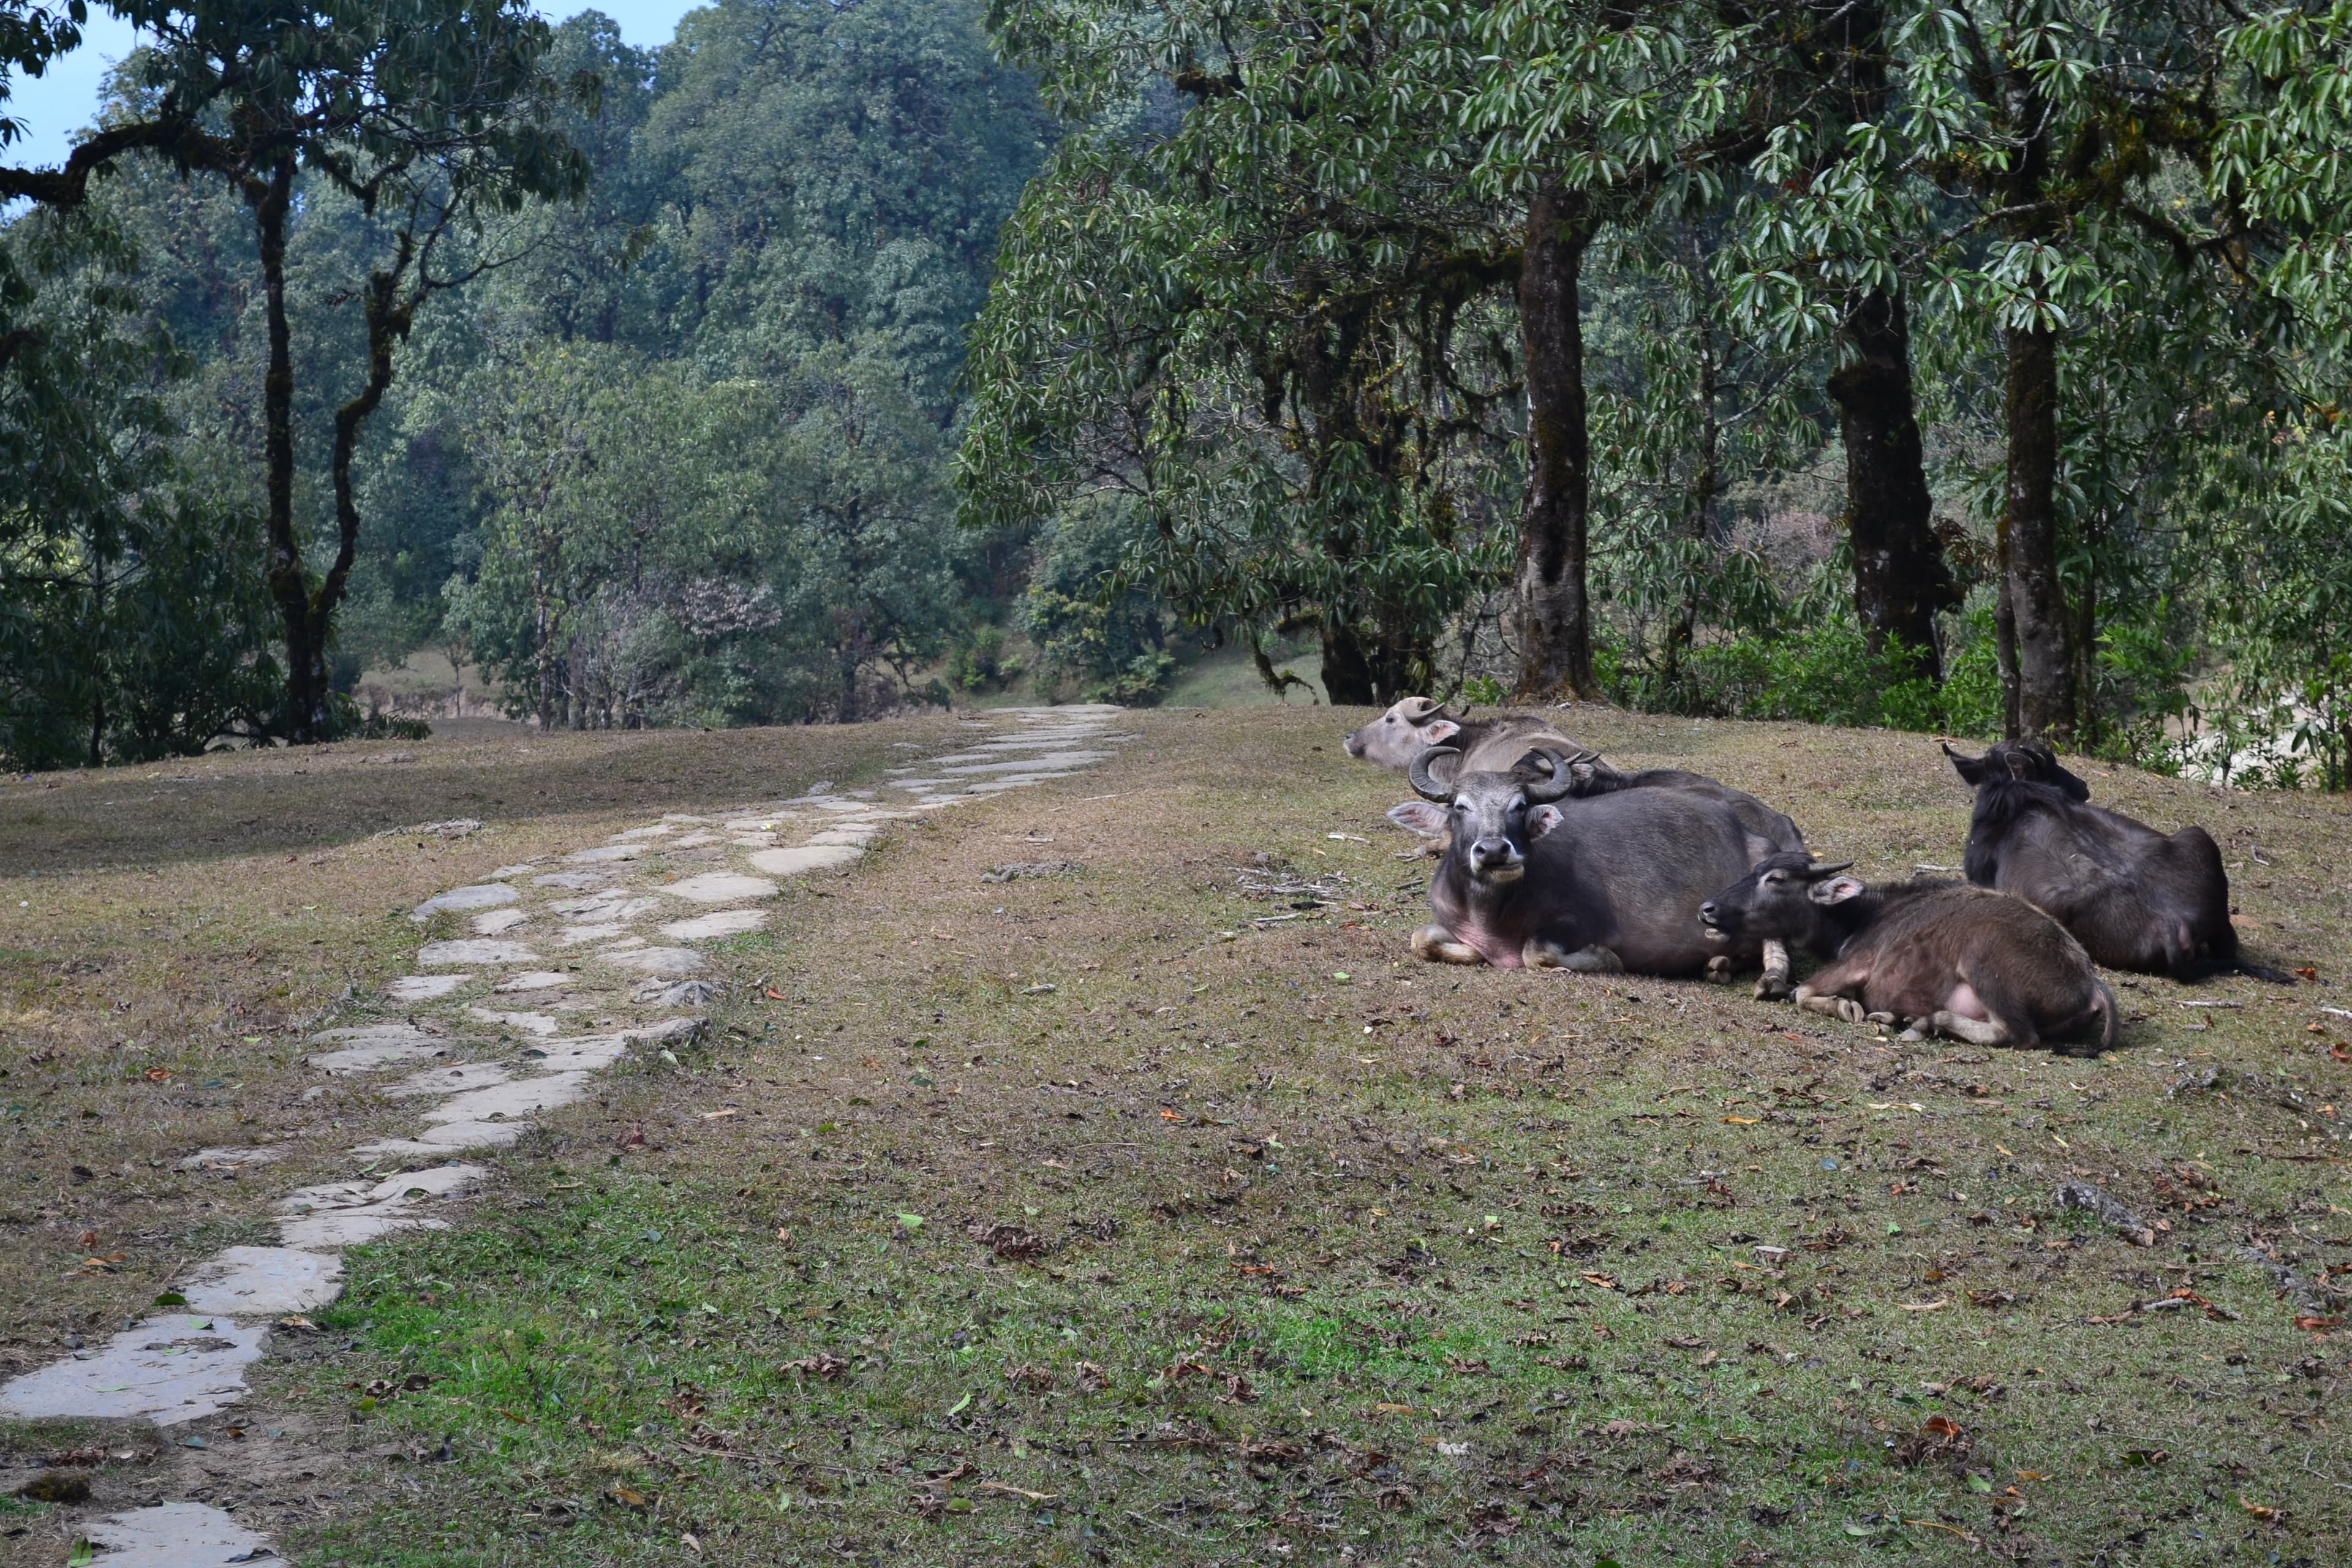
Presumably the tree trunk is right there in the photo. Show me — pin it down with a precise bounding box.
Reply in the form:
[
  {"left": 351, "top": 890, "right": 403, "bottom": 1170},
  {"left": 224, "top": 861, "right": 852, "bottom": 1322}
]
[
  {"left": 2002, "top": 322, "right": 2075, "bottom": 740},
  {"left": 1319, "top": 620, "right": 1376, "bottom": 706},
  {"left": 251, "top": 154, "right": 327, "bottom": 742},
  {"left": 86, "top": 553, "right": 107, "bottom": 768},
  {"left": 1827, "top": 289, "right": 1953, "bottom": 676},
  {"left": 315, "top": 244, "right": 414, "bottom": 734},
  {"left": 1994, "top": 567, "right": 2020, "bottom": 739},
  {"left": 1512, "top": 182, "right": 1596, "bottom": 701}
]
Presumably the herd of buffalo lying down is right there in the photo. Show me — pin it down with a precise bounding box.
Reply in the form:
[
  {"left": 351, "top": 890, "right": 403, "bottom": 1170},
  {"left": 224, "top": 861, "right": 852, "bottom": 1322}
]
[{"left": 1341, "top": 699, "right": 2289, "bottom": 1058}]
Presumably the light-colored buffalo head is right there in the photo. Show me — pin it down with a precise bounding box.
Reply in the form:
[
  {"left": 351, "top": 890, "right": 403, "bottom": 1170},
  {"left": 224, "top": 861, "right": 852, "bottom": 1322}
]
[{"left": 1343, "top": 696, "right": 1460, "bottom": 768}]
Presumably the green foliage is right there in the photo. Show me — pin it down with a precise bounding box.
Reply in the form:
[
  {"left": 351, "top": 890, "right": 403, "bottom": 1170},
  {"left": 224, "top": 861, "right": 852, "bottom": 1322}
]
[
  {"left": 1613, "top": 619, "right": 1945, "bottom": 734},
  {"left": 944, "top": 626, "right": 1024, "bottom": 694},
  {"left": 0, "top": 203, "right": 278, "bottom": 768},
  {"left": 1017, "top": 494, "right": 1171, "bottom": 703}
]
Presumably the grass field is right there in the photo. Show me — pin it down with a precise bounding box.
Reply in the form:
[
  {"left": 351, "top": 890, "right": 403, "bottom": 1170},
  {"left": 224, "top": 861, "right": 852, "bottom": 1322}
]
[{"left": 4, "top": 704, "right": 2350, "bottom": 1567}]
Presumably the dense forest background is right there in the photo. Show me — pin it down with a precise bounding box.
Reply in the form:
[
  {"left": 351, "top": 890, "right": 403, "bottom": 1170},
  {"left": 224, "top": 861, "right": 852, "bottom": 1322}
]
[{"left": 4, "top": 0, "right": 2352, "bottom": 784}]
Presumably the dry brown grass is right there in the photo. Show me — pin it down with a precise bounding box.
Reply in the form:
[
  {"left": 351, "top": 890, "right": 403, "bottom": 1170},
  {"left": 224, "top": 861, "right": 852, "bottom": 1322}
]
[{"left": 7, "top": 703, "right": 2352, "bottom": 1566}]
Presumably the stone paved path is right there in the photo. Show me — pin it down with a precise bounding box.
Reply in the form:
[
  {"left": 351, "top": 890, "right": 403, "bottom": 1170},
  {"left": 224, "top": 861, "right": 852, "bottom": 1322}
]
[{"left": 1, "top": 706, "right": 1128, "bottom": 1567}]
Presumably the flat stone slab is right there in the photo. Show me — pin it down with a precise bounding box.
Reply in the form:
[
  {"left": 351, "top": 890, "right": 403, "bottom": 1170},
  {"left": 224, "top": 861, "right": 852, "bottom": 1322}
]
[
  {"left": 669, "top": 832, "right": 725, "bottom": 847},
  {"left": 494, "top": 970, "right": 573, "bottom": 992},
  {"left": 277, "top": 1166, "right": 483, "bottom": 1248},
  {"left": 306, "top": 1025, "right": 451, "bottom": 1075},
  {"left": 934, "top": 752, "right": 1113, "bottom": 775},
  {"left": 804, "top": 827, "right": 877, "bottom": 846},
  {"left": 384, "top": 974, "right": 468, "bottom": 1004},
  {"left": 0, "top": 1316, "right": 266, "bottom": 1425},
  {"left": 660, "top": 872, "right": 778, "bottom": 903},
  {"left": 417, "top": 940, "right": 540, "bottom": 967},
  {"left": 353, "top": 1123, "right": 522, "bottom": 1157},
  {"left": 85, "top": 1502, "right": 284, "bottom": 1568},
  {"left": 383, "top": 1061, "right": 512, "bottom": 1098},
  {"left": 565, "top": 844, "right": 644, "bottom": 864},
  {"left": 555, "top": 895, "right": 661, "bottom": 923},
  {"left": 599, "top": 946, "right": 707, "bottom": 977},
  {"left": 749, "top": 845, "right": 863, "bottom": 876},
  {"left": 527, "top": 1036, "right": 639, "bottom": 1071},
  {"left": 634, "top": 978, "right": 722, "bottom": 1008},
  {"left": 471, "top": 908, "right": 530, "bottom": 935},
  {"left": 533, "top": 870, "right": 607, "bottom": 889},
  {"left": 175, "top": 1147, "right": 282, "bottom": 1174},
  {"left": 557, "top": 922, "right": 630, "bottom": 946},
  {"left": 418, "top": 1073, "right": 590, "bottom": 1126},
  {"left": 613, "top": 824, "right": 675, "bottom": 839},
  {"left": 658, "top": 908, "right": 767, "bottom": 941},
  {"left": 81, "top": 1502, "right": 283, "bottom": 1567},
  {"left": 410, "top": 884, "right": 518, "bottom": 921},
  {"left": 178, "top": 1246, "right": 344, "bottom": 1316},
  {"left": 464, "top": 1007, "right": 561, "bottom": 1037}
]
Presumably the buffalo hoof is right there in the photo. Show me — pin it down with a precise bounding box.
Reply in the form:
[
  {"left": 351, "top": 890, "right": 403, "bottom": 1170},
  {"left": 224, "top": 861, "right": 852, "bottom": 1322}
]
[
  {"left": 1560, "top": 944, "right": 1623, "bottom": 974},
  {"left": 1898, "top": 1027, "right": 1926, "bottom": 1041},
  {"left": 1412, "top": 924, "right": 1483, "bottom": 965},
  {"left": 1866, "top": 1011, "right": 1896, "bottom": 1026},
  {"left": 1754, "top": 974, "right": 1792, "bottom": 1001},
  {"left": 1836, "top": 997, "right": 1868, "bottom": 1025},
  {"left": 1705, "top": 956, "right": 1734, "bottom": 984}
]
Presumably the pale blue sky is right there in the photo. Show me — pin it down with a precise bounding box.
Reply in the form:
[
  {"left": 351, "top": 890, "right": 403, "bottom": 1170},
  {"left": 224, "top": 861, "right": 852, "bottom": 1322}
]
[{"left": 3, "top": 1, "right": 698, "bottom": 173}]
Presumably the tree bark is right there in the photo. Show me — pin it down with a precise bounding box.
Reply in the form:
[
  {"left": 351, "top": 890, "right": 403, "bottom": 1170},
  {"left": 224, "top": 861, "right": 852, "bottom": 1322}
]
[
  {"left": 1826, "top": 289, "right": 1953, "bottom": 676},
  {"left": 1512, "top": 182, "right": 1597, "bottom": 701},
  {"left": 251, "top": 154, "right": 328, "bottom": 742},
  {"left": 1994, "top": 567, "right": 2020, "bottom": 739},
  {"left": 2002, "top": 322, "right": 2075, "bottom": 740}
]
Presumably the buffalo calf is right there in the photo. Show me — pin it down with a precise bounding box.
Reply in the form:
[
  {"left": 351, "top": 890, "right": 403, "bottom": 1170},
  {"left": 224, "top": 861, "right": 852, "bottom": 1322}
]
[{"left": 1698, "top": 853, "right": 2118, "bottom": 1056}]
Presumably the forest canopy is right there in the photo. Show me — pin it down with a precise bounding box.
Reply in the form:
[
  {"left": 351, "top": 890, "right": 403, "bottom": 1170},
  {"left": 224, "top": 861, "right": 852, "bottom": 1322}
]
[{"left": 3, "top": 0, "right": 2351, "bottom": 785}]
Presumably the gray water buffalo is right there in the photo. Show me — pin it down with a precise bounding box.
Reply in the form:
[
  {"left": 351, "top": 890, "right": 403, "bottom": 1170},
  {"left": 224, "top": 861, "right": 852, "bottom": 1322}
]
[
  {"left": 1388, "top": 747, "right": 1789, "bottom": 992},
  {"left": 1558, "top": 753, "right": 1807, "bottom": 856},
  {"left": 1343, "top": 698, "right": 1586, "bottom": 773},
  {"left": 1698, "top": 853, "right": 2118, "bottom": 1055},
  {"left": 1944, "top": 739, "right": 2285, "bottom": 981}
]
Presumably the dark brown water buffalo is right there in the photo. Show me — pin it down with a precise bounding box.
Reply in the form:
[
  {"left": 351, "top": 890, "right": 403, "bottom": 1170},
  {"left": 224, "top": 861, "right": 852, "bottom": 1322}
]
[
  {"left": 1389, "top": 747, "right": 1787, "bottom": 990},
  {"left": 1943, "top": 739, "right": 2285, "bottom": 981},
  {"left": 1699, "top": 853, "right": 2118, "bottom": 1056},
  {"left": 1343, "top": 698, "right": 1587, "bottom": 773}
]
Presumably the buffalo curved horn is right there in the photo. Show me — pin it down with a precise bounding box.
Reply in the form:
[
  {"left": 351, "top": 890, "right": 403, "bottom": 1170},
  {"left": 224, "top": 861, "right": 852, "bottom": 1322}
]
[
  {"left": 1802, "top": 860, "right": 1854, "bottom": 879},
  {"left": 1408, "top": 746, "right": 1461, "bottom": 803},
  {"left": 1399, "top": 695, "right": 1444, "bottom": 721},
  {"left": 1520, "top": 748, "right": 1578, "bottom": 804}
]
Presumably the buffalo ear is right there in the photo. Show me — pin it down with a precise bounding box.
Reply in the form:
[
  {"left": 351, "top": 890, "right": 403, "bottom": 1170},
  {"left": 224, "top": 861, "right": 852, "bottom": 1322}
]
[
  {"left": 1806, "top": 874, "right": 1866, "bottom": 906},
  {"left": 1387, "top": 801, "right": 1449, "bottom": 837},
  {"left": 1527, "top": 804, "right": 1564, "bottom": 839},
  {"left": 1422, "top": 718, "right": 1461, "bottom": 744},
  {"left": 2051, "top": 762, "right": 2091, "bottom": 801},
  {"left": 1943, "top": 743, "right": 1988, "bottom": 786},
  {"left": 2003, "top": 751, "right": 2035, "bottom": 782}
]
